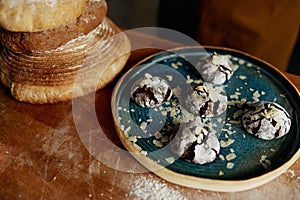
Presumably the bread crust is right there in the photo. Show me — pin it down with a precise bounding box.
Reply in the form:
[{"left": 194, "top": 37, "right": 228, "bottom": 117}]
[
  {"left": 0, "top": 18, "right": 131, "bottom": 104},
  {"left": 0, "top": 0, "right": 88, "bottom": 32},
  {"left": 7, "top": 53, "right": 130, "bottom": 104},
  {"left": 0, "top": 0, "right": 107, "bottom": 53}
]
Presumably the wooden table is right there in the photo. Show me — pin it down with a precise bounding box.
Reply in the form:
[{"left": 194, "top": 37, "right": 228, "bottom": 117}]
[{"left": 0, "top": 31, "right": 299, "bottom": 200}]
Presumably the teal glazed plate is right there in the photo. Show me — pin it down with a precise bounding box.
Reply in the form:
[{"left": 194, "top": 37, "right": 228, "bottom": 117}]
[{"left": 111, "top": 46, "right": 300, "bottom": 192}]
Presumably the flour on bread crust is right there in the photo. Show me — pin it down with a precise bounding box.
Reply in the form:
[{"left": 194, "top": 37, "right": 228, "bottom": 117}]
[{"left": 0, "top": 0, "right": 88, "bottom": 32}]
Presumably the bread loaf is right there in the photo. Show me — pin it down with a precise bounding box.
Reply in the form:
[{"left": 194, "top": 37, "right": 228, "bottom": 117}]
[
  {"left": 0, "top": 0, "right": 107, "bottom": 52},
  {"left": 0, "top": 0, "right": 131, "bottom": 104},
  {"left": 0, "top": 18, "right": 131, "bottom": 103}
]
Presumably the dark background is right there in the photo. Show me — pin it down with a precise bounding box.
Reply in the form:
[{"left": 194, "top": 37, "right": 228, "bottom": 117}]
[{"left": 107, "top": 0, "right": 300, "bottom": 75}]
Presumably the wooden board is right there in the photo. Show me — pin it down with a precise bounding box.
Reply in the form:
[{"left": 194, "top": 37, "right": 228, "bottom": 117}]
[{"left": 0, "top": 32, "right": 299, "bottom": 199}]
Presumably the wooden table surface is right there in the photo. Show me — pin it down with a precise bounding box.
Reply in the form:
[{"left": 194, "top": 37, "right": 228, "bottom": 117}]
[{"left": 0, "top": 31, "right": 299, "bottom": 200}]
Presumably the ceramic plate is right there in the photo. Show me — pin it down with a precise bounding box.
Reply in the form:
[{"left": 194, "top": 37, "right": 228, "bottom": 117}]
[{"left": 111, "top": 46, "right": 300, "bottom": 192}]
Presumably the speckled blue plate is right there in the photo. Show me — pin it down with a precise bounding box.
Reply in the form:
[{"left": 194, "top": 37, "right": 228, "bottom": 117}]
[{"left": 111, "top": 46, "right": 300, "bottom": 192}]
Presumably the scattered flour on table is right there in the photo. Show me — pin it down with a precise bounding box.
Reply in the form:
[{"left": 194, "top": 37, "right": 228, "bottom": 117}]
[
  {"left": 128, "top": 175, "right": 187, "bottom": 200},
  {"left": 284, "top": 169, "right": 300, "bottom": 179}
]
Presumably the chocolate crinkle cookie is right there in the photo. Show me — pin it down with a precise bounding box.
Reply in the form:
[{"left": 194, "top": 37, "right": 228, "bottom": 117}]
[
  {"left": 185, "top": 83, "right": 227, "bottom": 117},
  {"left": 241, "top": 101, "right": 291, "bottom": 140},
  {"left": 131, "top": 73, "right": 172, "bottom": 108},
  {"left": 196, "top": 53, "right": 233, "bottom": 84},
  {"left": 171, "top": 120, "right": 220, "bottom": 165}
]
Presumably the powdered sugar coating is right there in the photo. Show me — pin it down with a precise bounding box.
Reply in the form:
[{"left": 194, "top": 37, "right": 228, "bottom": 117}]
[
  {"left": 196, "top": 53, "right": 233, "bottom": 84},
  {"left": 241, "top": 101, "right": 291, "bottom": 140},
  {"left": 131, "top": 74, "right": 172, "bottom": 108},
  {"left": 171, "top": 120, "right": 220, "bottom": 165},
  {"left": 185, "top": 83, "right": 227, "bottom": 117}
]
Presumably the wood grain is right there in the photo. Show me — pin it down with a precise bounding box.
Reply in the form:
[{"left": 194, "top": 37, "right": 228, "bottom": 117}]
[{"left": 0, "top": 31, "right": 299, "bottom": 199}]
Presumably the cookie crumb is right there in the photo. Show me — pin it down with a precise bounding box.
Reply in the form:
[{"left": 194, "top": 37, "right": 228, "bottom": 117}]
[
  {"left": 220, "top": 138, "right": 235, "bottom": 147},
  {"left": 238, "top": 59, "right": 245, "bottom": 65},
  {"left": 260, "top": 155, "right": 271, "bottom": 169},
  {"left": 153, "top": 140, "right": 163, "bottom": 148},
  {"left": 154, "top": 132, "right": 163, "bottom": 139},
  {"left": 252, "top": 90, "right": 261, "bottom": 102},
  {"left": 233, "top": 109, "right": 243, "bottom": 119},
  {"left": 219, "top": 154, "right": 225, "bottom": 161},
  {"left": 226, "top": 153, "right": 236, "bottom": 161},
  {"left": 233, "top": 64, "right": 239, "bottom": 71},
  {"left": 133, "top": 143, "right": 142, "bottom": 151},
  {"left": 161, "top": 111, "right": 168, "bottom": 116},
  {"left": 165, "top": 157, "right": 175, "bottom": 164},
  {"left": 227, "top": 162, "right": 235, "bottom": 169},
  {"left": 160, "top": 136, "right": 170, "bottom": 143},
  {"left": 171, "top": 63, "right": 179, "bottom": 69},
  {"left": 238, "top": 75, "right": 247, "bottom": 80},
  {"left": 186, "top": 75, "right": 194, "bottom": 84},
  {"left": 166, "top": 75, "right": 173, "bottom": 81},
  {"left": 124, "top": 126, "right": 132, "bottom": 135},
  {"left": 140, "top": 121, "right": 148, "bottom": 132},
  {"left": 280, "top": 93, "right": 286, "bottom": 98},
  {"left": 128, "top": 136, "right": 137, "bottom": 143}
]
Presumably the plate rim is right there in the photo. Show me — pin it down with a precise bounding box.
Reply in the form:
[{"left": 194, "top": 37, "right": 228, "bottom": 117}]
[{"left": 111, "top": 45, "right": 300, "bottom": 192}]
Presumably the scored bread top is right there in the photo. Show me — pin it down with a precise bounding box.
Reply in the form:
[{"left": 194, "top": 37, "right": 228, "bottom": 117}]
[{"left": 0, "top": 0, "right": 87, "bottom": 32}]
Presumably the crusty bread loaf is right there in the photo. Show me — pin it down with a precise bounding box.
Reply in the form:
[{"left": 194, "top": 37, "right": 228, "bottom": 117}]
[
  {"left": 5, "top": 54, "right": 130, "bottom": 103},
  {"left": 0, "top": 0, "right": 107, "bottom": 53},
  {"left": 0, "top": 0, "right": 131, "bottom": 104},
  {"left": 0, "top": 18, "right": 131, "bottom": 104},
  {"left": 0, "top": 0, "right": 87, "bottom": 32}
]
